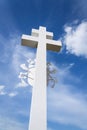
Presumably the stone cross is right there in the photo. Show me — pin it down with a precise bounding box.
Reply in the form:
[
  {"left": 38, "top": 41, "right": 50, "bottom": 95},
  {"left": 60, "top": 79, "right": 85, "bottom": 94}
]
[{"left": 21, "top": 26, "right": 62, "bottom": 130}]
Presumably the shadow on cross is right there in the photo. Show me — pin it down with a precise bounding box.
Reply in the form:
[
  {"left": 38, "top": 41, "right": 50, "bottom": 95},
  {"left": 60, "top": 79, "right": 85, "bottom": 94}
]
[{"left": 19, "top": 59, "right": 57, "bottom": 88}]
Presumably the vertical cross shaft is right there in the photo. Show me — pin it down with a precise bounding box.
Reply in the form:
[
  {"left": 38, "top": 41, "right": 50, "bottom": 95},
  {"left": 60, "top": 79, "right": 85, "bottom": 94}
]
[
  {"left": 21, "top": 26, "right": 62, "bottom": 130},
  {"left": 29, "top": 27, "right": 47, "bottom": 130}
]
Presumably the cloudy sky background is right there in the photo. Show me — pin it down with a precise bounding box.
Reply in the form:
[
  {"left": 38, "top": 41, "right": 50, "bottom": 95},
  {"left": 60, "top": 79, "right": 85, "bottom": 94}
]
[{"left": 0, "top": 0, "right": 87, "bottom": 130}]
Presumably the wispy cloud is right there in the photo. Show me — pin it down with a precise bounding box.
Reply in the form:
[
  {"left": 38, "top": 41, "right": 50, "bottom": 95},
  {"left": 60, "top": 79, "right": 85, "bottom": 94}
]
[
  {"left": 0, "top": 85, "right": 6, "bottom": 95},
  {"left": 0, "top": 33, "right": 35, "bottom": 72},
  {"left": 63, "top": 21, "right": 87, "bottom": 58},
  {"left": 0, "top": 85, "right": 5, "bottom": 90},
  {"left": 0, "top": 33, "right": 35, "bottom": 92},
  {"left": 48, "top": 64, "right": 87, "bottom": 129},
  {"left": 16, "top": 79, "right": 28, "bottom": 88},
  {"left": 0, "top": 116, "right": 26, "bottom": 130},
  {"left": 8, "top": 91, "right": 18, "bottom": 97},
  {"left": 0, "top": 85, "right": 18, "bottom": 97},
  {"left": 12, "top": 43, "right": 35, "bottom": 74}
]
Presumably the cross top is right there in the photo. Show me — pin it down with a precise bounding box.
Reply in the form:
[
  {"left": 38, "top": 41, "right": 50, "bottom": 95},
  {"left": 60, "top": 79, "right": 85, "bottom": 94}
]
[
  {"left": 22, "top": 26, "right": 62, "bottom": 52},
  {"left": 32, "top": 26, "right": 53, "bottom": 39}
]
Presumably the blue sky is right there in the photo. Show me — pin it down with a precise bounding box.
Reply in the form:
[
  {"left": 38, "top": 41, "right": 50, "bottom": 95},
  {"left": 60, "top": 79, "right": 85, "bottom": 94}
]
[{"left": 0, "top": 0, "right": 87, "bottom": 130}]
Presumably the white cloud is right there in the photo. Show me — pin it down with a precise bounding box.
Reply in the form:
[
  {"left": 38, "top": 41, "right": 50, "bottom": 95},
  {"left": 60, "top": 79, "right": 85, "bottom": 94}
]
[
  {"left": 64, "top": 21, "right": 87, "bottom": 58},
  {"left": 17, "top": 79, "right": 28, "bottom": 88},
  {"left": 0, "top": 91, "right": 6, "bottom": 95},
  {"left": 0, "top": 85, "right": 5, "bottom": 90},
  {"left": 0, "top": 85, "right": 6, "bottom": 95},
  {"left": 8, "top": 92, "right": 18, "bottom": 97},
  {"left": 47, "top": 64, "right": 87, "bottom": 129}
]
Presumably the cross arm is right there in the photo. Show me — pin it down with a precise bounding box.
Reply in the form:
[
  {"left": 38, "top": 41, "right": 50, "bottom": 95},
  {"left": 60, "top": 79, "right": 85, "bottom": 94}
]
[
  {"left": 21, "top": 34, "right": 38, "bottom": 48},
  {"left": 46, "top": 39, "right": 62, "bottom": 52}
]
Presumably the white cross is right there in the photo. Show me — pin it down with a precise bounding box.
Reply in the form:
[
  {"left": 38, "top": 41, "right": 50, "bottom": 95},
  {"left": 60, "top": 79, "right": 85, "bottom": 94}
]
[{"left": 21, "top": 26, "right": 62, "bottom": 130}]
